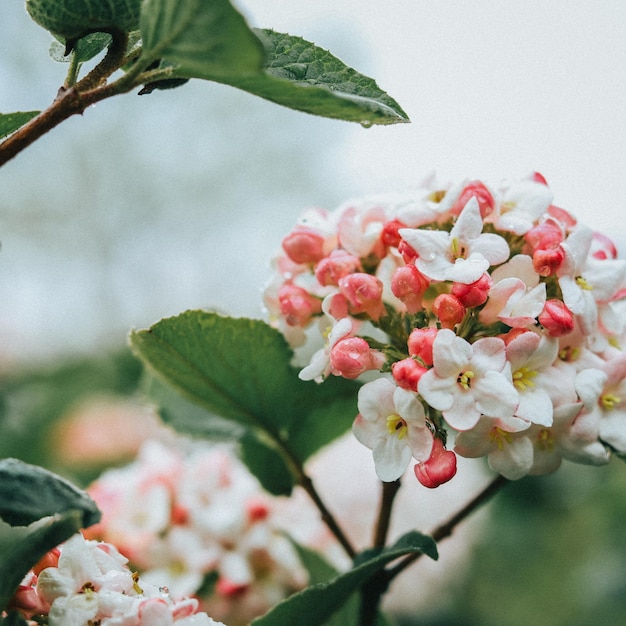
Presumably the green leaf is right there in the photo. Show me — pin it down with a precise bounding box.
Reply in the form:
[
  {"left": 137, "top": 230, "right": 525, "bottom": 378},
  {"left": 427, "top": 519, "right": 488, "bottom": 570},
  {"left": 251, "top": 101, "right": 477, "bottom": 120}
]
[
  {"left": 130, "top": 311, "right": 359, "bottom": 492},
  {"left": 224, "top": 29, "right": 410, "bottom": 125},
  {"left": 0, "top": 511, "right": 84, "bottom": 613},
  {"left": 0, "top": 459, "right": 100, "bottom": 528},
  {"left": 240, "top": 430, "right": 294, "bottom": 496},
  {"left": 50, "top": 32, "right": 112, "bottom": 63},
  {"left": 140, "top": 0, "right": 265, "bottom": 79},
  {"left": 252, "top": 531, "right": 437, "bottom": 626},
  {"left": 0, "top": 112, "right": 39, "bottom": 140},
  {"left": 26, "top": 0, "right": 142, "bottom": 40}
]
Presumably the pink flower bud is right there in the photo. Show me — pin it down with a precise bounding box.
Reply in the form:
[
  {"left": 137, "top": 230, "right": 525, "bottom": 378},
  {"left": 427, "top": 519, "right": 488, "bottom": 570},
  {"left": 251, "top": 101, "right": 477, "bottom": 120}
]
[
  {"left": 381, "top": 219, "right": 407, "bottom": 248},
  {"left": 532, "top": 246, "right": 565, "bottom": 276},
  {"left": 451, "top": 273, "right": 492, "bottom": 307},
  {"left": 398, "top": 239, "right": 418, "bottom": 264},
  {"left": 391, "top": 265, "right": 430, "bottom": 313},
  {"left": 538, "top": 299, "right": 575, "bottom": 336},
  {"left": 433, "top": 293, "right": 465, "bottom": 329},
  {"left": 330, "top": 337, "right": 386, "bottom": 379},
  {"left": 33, "top": 547, "right": 61, "bottom": 575},
  {"left": 325, "top": 292, "right": 350, "bottom": 319},
  {"left": 278, "top": 284, "right": 322, "bottom": 326},
  {"left": 246, "top": 497, "right": 270, "bottom": 523},
  {"left": 391, "top": 358, "right": 428, "bottom": 391},
  {"left": 282, "top": 228, "right": 326, "bottom": 264},
  {"left": 216, "top": 577, "right": 249, "bottom": 597},
  {"left": 414, "top": 438, "right": 457, "bottom": 488},
  {"left": 450, "top": 181, "right": 495, "bottom": 218},
  {"left": 547, "top": 204, "right": 577, "bottom": 228},
  {"left": 8, "top": 574, "right": 50, "bottom": 618},
  {"left": 531, "top": 171, "right": 548, "bottom": 185},
  {"left": 524, "top": 219, "right": 563, "bottom": 251},
  {"left": 338, "top": 273, "right": 385, "bottom": 321},
  {"left": 314, "top": 250, "right": 362, "bottom": 286},
  {"left": 407, "top": 327, "right": 437, "bottom": 365}
]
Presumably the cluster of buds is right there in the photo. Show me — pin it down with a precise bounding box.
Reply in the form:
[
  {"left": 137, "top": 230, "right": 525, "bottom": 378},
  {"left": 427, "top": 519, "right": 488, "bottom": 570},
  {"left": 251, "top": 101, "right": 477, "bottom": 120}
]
[
  {"left": 264, "top": 173, "right": 626, "bottom": 484},
  {"left": 86, "top": 440, "right": 314, "bottom": 626},
  {"left": 7, "top": 533, "right": 224, "bottom": 625}
]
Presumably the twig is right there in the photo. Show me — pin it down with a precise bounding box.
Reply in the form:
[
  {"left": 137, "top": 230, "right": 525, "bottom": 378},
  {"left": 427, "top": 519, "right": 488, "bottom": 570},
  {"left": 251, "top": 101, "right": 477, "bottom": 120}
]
[
  {"left": 386, "top": 474, "right": 508, "bottom": 581},
  {"left": 373, "top": 479, "right": 401, "bottom": 549}
]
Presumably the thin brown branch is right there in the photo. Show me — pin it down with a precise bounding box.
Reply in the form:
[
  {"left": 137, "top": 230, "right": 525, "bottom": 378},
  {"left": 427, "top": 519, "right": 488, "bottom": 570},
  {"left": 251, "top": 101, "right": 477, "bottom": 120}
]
[{"left": 373, "top": 479, "right": 401, "bottom": 549}]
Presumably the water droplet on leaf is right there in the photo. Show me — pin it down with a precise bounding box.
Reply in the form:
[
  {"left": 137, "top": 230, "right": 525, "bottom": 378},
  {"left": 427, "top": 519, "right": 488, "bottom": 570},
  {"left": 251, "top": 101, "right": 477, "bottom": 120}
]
[{"left": 360, "top": 120, "right": 373, "bottom": 129}]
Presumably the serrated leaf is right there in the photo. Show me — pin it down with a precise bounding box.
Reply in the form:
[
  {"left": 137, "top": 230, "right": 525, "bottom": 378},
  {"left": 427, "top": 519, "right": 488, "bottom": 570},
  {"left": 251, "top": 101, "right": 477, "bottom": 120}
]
[
  {"left": 0, "top": 512, "right": 83, "bottom": 613},
  {"left": 130, "top": 311, "right": 359, "bottom": 492},
  {"left": 0, "top": 459, "right": 100, "bottom": 528},
  {"left": 49, "top": 32, "right": 112, "bottom": 63},
  {"left": 140, "top": 0, "right": 264, "bottom": 79},
  {"left": 26, "top": 0, "right": 141, "bottom": 40},
  {"left": 224, "top": 29, "right": 410, "bottom": 125},
  {"left": 252, "top": 530, "right": 437, "bottom": 626},
  {"left": 0, "top": 112, "right": 39, "bottom": 140}
]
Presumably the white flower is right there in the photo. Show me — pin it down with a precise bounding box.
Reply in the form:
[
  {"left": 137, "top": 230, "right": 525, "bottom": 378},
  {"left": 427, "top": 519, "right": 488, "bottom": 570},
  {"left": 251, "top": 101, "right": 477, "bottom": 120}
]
[
  {"left": 352, "top": 377, "right": 433, "bottom": 481},
  {"left": 399, "top": 198, "right": 510, "bottom": 284},
  {"left": 418, "top": 329, "right": 519, "bottom": 431},
  {"left": 479, "top": 255, "right": 546, "bottom": 328},
  {"left": 492, "top": 179, "right": 554, "bottom": 235}
]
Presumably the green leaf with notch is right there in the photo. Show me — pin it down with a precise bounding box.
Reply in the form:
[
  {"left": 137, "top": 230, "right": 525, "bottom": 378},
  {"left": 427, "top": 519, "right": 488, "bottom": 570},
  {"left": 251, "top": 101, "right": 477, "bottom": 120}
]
[{"left": 0, "top": 112, "right": 39, "bottom": 140}]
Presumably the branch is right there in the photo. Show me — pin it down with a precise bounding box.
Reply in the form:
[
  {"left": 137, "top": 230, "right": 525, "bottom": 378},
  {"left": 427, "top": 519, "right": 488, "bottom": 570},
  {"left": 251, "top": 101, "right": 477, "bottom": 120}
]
[{"left": 386, "top": 474, "right": 509, "bottom": 581}]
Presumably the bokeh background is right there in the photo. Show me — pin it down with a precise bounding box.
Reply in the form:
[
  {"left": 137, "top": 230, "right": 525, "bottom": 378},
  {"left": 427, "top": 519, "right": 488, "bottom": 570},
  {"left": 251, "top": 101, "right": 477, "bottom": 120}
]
[{"left": 1, "top": 1, "right": 626, "bottom": 624}]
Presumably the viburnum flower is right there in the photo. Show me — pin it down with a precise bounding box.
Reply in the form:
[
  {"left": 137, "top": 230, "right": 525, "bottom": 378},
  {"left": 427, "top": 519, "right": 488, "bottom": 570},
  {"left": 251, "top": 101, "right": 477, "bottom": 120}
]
[
  {"left": 10, "top": 533, "right": 225, "bottom": 626},
  {"left": 418, "top": 329, "right": 519, "bottom": 431},
  {"left": 265, "top": 173, "right": 626, "bottom": 485},
  {"left": 87, "top": 439, "right": 320, "bottom": 626},
  {"left": 352, "top": 377, "right": 433, "bottom": 481},
  {"left": 399, "top": 197, "right": 510, "bottom": 284}
]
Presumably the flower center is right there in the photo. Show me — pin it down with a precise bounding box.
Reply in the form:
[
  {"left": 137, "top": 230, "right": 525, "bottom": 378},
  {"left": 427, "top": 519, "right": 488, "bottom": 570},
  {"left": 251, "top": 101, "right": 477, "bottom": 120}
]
[
  {"left": 558, "top": 346, "right": 580, "bottom": 362},
  {"left": 536, "top": 428, "right": 554, "bottom": 452},
  {"left": 386, "top": 414, "right": 408, "bottom": 440},
  {"left": 489, "top": 427, "right": 512, "bottom": 450},
  {"left": 450, "top": 237, "right": 468, "bottom": 260},
  {"left": 513, "top": 366, "right": 538, "bottom": 391},
  {"left": 601, "top": 393, "right": 621, "bottom": 410},
  {"left": 457, "top": 369, "right": 475, "bottom": 390},
  {"left": 575, "top": 276, "right": 593, "bottom": 290}
]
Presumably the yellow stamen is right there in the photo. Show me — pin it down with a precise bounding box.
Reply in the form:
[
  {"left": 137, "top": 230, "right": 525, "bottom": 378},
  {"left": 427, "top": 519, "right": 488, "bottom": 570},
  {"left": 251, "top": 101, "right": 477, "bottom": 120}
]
[
  {"left": 536, "top": 428, "right": 554, "bottom": 452},
  {"left": 575, "top": 276, "right": 593, "bottom": 290},
  {"left": 513, "top": 366, "right": 538, "bottom": 391},
  {"left": 386, "top": 414, "right": 408, "bottom": 440},
  {"left": 428, "top": 190, "right": 446, "bottom": 203},
  {"left": 559, "top": 346, "right": 580, "bottom": 362},
  {"left": 601, "top": 393, "right": 621, "bottom": 410},
  {"left": 489, "top": 427, "right": 512, "bottom": 450},
  {"left": 450, "top": 237, "right": 468, "bottom": 260},
  {"left": 132, "top": 570, "right": 143, "bottom": 595},
  {"left": 457, "top": 370, "right": 475, "bottom": 390},
  {"left": 500, "top": 200, "right": 516, "bottom": 214}
]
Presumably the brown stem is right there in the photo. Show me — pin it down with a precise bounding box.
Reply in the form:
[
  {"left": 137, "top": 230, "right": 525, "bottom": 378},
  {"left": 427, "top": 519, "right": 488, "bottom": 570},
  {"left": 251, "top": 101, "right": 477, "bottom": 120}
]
[
  {"left": 0, "top": 30, "right": 135, "bottom": 168},
  {"left": 386, "top": 474, "right": 508, "bottom": 581},
  {"left": 298, "top": 472, "right": 357, "bottom": 560},
  {"left": 373, "top": 479, "right": 401, "bottom": 549}
]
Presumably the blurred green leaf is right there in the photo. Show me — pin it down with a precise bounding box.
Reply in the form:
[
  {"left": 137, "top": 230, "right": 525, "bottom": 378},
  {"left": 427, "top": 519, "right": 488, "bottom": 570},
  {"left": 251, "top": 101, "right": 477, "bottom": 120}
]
[
  {"left": 252, "top": 530, "right": 437, "bottom": 625},
  {"left": 0, "top": 459, "right": 100, "bottom": 528},
  {"left": 130, "top": 311, "right": 359, "bottom": 494},
  {"left": 26, "top": 0, "right": 141, "bottom": 40},
  {"left": 0, "top": 112, "right": 39, "bottom": 140},
  {"left": 140, "top": 0, "right": 264, "bottom": 79},
  {"left": 0, "top": 511, "right": 83, "bottom": 613}
]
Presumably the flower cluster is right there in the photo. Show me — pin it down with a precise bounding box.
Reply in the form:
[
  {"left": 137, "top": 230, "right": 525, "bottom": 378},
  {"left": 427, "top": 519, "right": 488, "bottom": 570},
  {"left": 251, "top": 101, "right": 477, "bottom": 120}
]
[
  {"left": 86, "top": 440, "right": 315, "bottom": 625},
  {"left": 264, "top": 173, "right": 626, "bottom": 483},
  {"left": 8, "top": 533, "right": 224, "bottom": 626}
]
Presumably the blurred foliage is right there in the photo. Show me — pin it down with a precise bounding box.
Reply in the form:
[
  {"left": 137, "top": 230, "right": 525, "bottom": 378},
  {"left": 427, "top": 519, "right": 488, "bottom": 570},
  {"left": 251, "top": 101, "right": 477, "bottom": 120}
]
[
  {"left": 0, "top": 349, "right": 143, "bottom": 483},
  {"left": 393, "top": 460, "right": 626, "bottom": 626}
]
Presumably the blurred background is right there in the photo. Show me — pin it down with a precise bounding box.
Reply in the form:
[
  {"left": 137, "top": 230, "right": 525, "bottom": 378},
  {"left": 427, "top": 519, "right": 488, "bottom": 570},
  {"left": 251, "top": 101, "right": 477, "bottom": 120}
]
[{"left": 1, "top": 1, "right": 626, "bottom": 624}]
